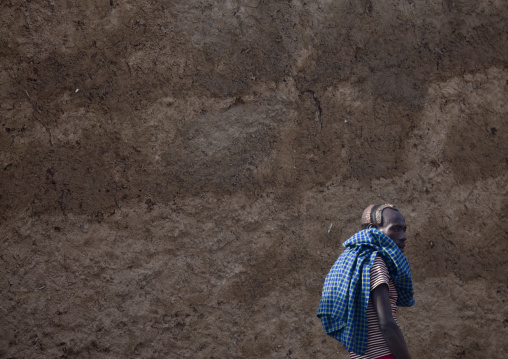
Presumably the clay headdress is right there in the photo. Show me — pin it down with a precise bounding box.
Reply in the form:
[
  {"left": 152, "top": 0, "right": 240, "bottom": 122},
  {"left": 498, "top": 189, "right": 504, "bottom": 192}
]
[{"left": 361, "top": 203, "right": 398, "bottom": 228}]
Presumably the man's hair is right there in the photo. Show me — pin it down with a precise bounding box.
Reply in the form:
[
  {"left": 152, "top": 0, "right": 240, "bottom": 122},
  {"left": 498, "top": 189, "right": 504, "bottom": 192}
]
[{"left": 360, "top": 204, "right": 398, "bottom": 229}]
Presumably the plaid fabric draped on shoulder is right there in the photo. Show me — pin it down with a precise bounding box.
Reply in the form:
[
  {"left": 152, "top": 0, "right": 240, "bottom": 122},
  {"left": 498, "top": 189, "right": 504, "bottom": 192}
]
[{"left": 316, "top": 228, "right": 414, "bottom": 355}]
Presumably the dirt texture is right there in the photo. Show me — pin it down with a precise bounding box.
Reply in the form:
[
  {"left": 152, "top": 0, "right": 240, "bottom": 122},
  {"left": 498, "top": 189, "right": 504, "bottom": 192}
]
[{"left": 1, "top": 0, "right": 508, "bottom": 358}]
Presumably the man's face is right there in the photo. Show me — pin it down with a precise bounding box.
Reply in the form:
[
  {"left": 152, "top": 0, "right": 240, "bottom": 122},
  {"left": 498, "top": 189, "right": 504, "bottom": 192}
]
[{"left": 377, "top": 209, "right": 407, "bottom": 252}]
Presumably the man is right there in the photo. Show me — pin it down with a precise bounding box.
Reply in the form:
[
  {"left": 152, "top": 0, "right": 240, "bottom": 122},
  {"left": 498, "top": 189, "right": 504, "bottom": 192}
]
[{"left": 317, "top": 204, "right": 414, "bottom": 359}]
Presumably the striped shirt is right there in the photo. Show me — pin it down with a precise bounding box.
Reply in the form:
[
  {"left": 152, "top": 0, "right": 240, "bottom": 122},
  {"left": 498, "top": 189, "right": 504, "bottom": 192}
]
[{"left": 350, "top": 255, "right": 398, "bottom": 359}]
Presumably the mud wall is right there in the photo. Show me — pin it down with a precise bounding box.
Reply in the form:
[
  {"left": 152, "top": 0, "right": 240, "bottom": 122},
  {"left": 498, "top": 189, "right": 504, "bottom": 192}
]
[{"left": 1, "top": 1, "right": 507, "bottom": 358}]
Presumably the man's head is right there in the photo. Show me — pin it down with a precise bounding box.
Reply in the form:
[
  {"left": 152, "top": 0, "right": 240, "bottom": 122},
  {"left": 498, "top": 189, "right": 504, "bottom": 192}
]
[{"left": 361, "top": 204, "right": 407, "bottom": 252}]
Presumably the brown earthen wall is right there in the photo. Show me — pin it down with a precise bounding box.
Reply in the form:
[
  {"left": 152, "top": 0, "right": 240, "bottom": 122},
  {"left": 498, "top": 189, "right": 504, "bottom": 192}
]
[{"left": 1, "top": 1, "right": 507, "bottom": 358}]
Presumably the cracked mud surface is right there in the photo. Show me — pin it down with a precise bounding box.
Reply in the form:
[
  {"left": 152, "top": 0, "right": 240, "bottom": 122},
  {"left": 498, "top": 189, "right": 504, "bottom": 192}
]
[{"left": 1, "top": 1, "right": 508, "bottom": 358}]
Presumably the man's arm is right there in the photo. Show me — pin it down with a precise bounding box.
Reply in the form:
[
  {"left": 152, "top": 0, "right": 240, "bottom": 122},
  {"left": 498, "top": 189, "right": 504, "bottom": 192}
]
[{"left": 371, "top": 283, "right": 412, "bottom": 359}]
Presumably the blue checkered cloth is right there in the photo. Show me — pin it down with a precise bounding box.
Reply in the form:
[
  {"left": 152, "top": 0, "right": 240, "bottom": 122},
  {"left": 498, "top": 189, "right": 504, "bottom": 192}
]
[{"left": 317, "top": 228, "right": 414, "bottom": 355}]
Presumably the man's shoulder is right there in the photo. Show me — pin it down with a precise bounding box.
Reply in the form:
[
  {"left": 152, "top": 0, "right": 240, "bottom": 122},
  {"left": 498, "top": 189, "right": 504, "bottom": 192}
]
[{"left": 371, "top": 254, "right": 390, "bottom": 274}]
